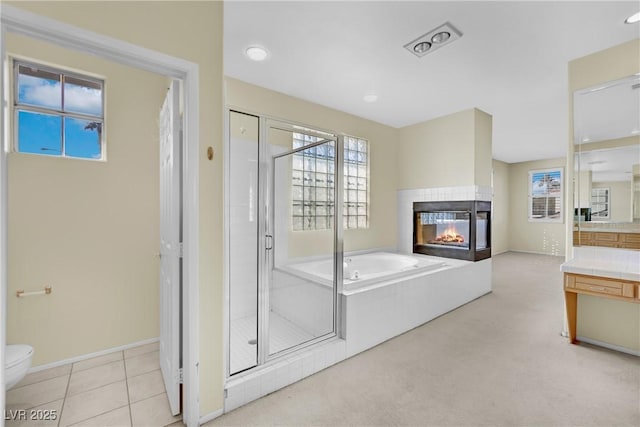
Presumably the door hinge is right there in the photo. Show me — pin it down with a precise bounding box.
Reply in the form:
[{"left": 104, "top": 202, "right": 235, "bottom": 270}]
[
  {"left": 178, "top": 242, "right": 184, "bottom": 258},
  {"left": 178, "top": 368, "right": 184, "bottom": 384}
]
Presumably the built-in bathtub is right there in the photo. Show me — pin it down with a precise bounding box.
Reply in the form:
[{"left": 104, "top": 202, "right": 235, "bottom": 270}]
[
  {"left": 284, "top": 251, "right": 448, "bottom": 292},
  {"left": 226, "top": 251, "right": 492, "bottom": 411}
]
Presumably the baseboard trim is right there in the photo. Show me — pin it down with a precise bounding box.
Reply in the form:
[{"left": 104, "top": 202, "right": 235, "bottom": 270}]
[
  {"left": 200, "top": 409, "right": 223, "bottom": 424},
  {"left": 27, "top": 337, "right": 160, "bottom": 373},
  {"left": 507, "top": 249, "right": 565, "bottom": 257},
  {"left": 576, "top": 336, "right": 640, "bottom": 357}
]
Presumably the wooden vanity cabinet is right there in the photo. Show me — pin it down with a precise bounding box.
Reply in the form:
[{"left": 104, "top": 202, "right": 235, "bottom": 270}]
[
  {"left": 564, "top": 272, "right": 640, "bottom": 344},
  {"left": 573, "top": 231, "right": 640, "bottom": 250}
]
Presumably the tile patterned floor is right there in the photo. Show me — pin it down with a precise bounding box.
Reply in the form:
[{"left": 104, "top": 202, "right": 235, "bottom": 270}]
[
  {"left": 5, "top": 342, "right": 182, "bottom": 427},
  {"left": 229, "top": 312, "right": 315, "bottom": 374}
]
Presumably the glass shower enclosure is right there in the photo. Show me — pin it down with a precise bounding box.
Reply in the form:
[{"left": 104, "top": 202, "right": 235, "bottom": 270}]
[{"left": 228, "top": 113, "right": 341, "bottom": 375}]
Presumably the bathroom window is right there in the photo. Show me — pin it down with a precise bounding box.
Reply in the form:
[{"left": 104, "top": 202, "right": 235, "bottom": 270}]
[
  {"left": 291, "top": 134, "right": 369, "bottom": 230},
  {"left": 528, "top": 168, "right": 563, "bottom": 223},
  {"left": 591, "top": 187, "right": 610, "bottom": 220},
  {"left": 13, "top": 59, "right": 105, "bottom": 160}
]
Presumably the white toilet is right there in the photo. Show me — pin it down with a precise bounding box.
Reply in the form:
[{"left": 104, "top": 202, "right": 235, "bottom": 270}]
[{"left": 5, "top": 344, "right": 34, "bottom": 390}]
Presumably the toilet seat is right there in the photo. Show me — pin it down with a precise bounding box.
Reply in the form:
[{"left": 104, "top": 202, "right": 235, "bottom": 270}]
[{"left": 5, "top": 345, "right": 33, "bottom": 369}]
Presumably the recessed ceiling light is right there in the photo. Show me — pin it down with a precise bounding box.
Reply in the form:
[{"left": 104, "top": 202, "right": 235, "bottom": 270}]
[
  {"left": 625, "top": 11, "right": 640, "bottom": 24},
  {"left": 246, "top": 46, "right": 268, "bottom": 61},
  {"left": 431, "top": 31, "right": 451, "bottom": 44},
  {"left": 363, "top": 94, "right": 378, "bottom": 103},
  {"left": 404, "top": 22, "right": 462, "bottom": 58},
  {"left": 413, "top": 42, "right": 431, "bottom": 54}
]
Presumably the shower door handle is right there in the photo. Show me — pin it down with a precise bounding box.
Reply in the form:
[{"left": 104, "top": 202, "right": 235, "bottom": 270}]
[{"left": 265, "top": 234, "right": 273, "bottom": 250}]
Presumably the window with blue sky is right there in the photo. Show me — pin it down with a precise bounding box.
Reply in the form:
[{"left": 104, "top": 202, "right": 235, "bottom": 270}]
[{"left": 14, "top": 60, "right": 104, "bottom": 160}]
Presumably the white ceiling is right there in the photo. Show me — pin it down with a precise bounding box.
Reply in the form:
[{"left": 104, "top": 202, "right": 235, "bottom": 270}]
[
  {"left": 223, "top": 1, "right": 640, "bottom": 164},
  {"left": 577, "top": 144, "right": 639, "bottom": 182},
  {"left": 573, "top": 74, "right": 640, "bottom": 144}
]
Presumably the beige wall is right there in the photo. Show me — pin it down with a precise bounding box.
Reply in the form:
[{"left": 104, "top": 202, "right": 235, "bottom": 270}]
[
  {"left": 507, "top": 158, "right": 566, "bottom": 256},
  {"left": 9, "top": 1, "right": 225, "bottom": 415},
  {"left": 397, "top": 109, "right": 474, "bottom": 189},
  {"left": 592, "top": 181, "right": 632, "bottom": 222},
  {"left": 492, "top": 160, "right": 509, "bottom": 255},
  {"left": 225, "top": 77, "right": 398, "bottom": 254},
  {"left": 568, "top": 39, "right": 640, "bottom": 353},
  {"left": 7, "top": 33, "right": 166, "bottom": 365},
  {"left": 575, "top": 170, "right": 592, "bottom": 209},
  {"left": 474, "top": 109, "right": 493, "bottom": 188},
  {"left": 397, "top": 108, "right": 492, "bottom": 189},
  {"left": 577, "top": 295, "right": 640, "bottom": 352}
]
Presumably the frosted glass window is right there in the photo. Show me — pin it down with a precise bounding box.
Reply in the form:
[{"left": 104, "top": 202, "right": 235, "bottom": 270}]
[{"left": 291, "top": 133, "right": 369, "bottom": 231}]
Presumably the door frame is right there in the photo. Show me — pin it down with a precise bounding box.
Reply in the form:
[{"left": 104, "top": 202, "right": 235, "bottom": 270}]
[{"left": 0, "top": 5, "right": 200, "bottom": 426}]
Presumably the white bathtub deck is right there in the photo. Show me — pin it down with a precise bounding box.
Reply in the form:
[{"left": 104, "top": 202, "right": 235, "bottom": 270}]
[{"left": 225, "top": 255, "right": 492, "bottom": 412}]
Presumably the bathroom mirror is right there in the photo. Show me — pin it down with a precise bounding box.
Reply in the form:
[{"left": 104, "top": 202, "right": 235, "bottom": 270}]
[{"left": 573, "top": 74, "right": 640, "bottom": 247}]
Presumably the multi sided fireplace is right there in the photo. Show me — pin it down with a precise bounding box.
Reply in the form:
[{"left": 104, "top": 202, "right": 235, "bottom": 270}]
[{"left": 413, "top": 200, "right": 491, "bottom": 262}]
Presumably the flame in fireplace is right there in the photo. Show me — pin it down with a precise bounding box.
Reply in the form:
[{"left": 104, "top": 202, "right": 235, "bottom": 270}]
[{"left": 435, "top": 226, "right": 464, "bottom": 243}]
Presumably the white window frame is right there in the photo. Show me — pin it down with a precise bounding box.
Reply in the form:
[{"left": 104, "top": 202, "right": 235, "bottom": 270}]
[
  {"left": 12, "top": 58, "right": 106, "bottom": 160},
  {"left": 591, "top": 187, "right": 610, "bottom": 220},
  {"left": 528, "top": 167, "right": 564, "bottom": 223}
]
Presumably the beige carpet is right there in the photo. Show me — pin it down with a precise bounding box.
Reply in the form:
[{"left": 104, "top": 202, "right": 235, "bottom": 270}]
[{"left": 208, "top": 252, "right": 640, "bottom": 427}]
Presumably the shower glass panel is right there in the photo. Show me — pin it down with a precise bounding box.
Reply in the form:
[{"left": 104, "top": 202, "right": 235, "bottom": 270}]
[
  {"left": 266, "top": 127, "right": 337, "bottom": 357},
  {"left": 228, "top": 111, "right": 259, "bottom": 375}
]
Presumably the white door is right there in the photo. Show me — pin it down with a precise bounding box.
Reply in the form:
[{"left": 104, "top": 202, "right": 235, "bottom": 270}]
[{"left": 159, "top": 80, "right": 181, "bottom": 416}]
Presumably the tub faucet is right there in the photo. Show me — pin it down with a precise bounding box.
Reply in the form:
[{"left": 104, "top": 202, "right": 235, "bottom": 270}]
[{"left": 343, "top": 258, "right": 352, "bottom": 278}]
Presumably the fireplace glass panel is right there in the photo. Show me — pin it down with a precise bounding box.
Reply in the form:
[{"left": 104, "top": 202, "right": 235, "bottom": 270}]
[
  {"left": 476, "top": 211, "right": 489, "bottom": 250},
  {"left": 416, "top": 211, "right": 470, "bottom": 250}
]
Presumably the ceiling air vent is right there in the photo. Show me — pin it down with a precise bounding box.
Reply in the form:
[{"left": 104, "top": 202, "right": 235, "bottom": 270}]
[{"left": 404, "top": 22, "right": 463, "bottom": 58}]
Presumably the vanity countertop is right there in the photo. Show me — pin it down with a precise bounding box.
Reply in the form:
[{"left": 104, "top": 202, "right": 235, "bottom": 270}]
[
  {"left": 573, "top": 227, "right": 640, "bottom": 233},
  {"left": 561, "top": 258, "right": 640, "bottom": 281},
  {"left": 561, "top": 247, "right": 640, "bottom": 282}
]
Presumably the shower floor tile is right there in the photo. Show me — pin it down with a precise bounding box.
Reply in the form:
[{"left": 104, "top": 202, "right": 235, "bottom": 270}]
[{"left": 229, "top": 312, "right": 314, "bottom": 374}]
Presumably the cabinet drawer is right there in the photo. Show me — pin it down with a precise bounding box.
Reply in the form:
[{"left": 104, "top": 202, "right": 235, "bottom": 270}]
[
  {"left": 620, "top": 233, "right": 640, "bottom": 243},
  {"left": 572, "top": 275, "right": 634, "bottom": 298},
  {"left": 564, "top": 273, "right": 640, "bottom": 301},
  {"left": 576, "top": 231, "right": 593, "bottom": 242},
  {"left": 619, "top": 234, "right": 640, "bottom": 249},
  {"left": 594, "top": 232, "right": 618, "bottom": 242},
  {"left": 620, "top": 242, "right": 640, "bottom": 250},
  {"left": 575, "top": 281, "right": 623, "bottom": 296}
]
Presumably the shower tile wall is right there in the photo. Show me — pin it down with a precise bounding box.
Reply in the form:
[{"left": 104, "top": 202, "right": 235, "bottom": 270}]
[
  {"left": 229, "top": 111, "right": 260, "bottom": 374},
  {"left": 229, "top": 126, "right": 259, "bottom": 322}
]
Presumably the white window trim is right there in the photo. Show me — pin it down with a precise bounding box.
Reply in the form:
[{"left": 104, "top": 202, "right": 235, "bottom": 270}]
[
  {"left": 12, "top": 58, "right": 106, "bottom": 160},
  {"left": 591, "top": 187, "right": 610, "bottom": 220},
  {"left": 528, "top": 167, "right": 564, "bottom": 223}
]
